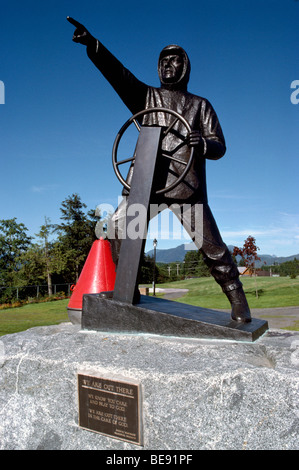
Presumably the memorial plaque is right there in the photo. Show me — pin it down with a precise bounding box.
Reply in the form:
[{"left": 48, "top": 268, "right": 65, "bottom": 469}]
[{"left": 77, "top": 372, "right": 142, "bottom": 445}]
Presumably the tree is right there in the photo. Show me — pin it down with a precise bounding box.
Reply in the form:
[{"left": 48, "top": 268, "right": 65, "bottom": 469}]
[
  {"left": 0, "top": 218, "right": 32, "bottom": 285},
  {"left": 17, "top": 217, "right": 72, "bottom": 296},
  {"left": 17, "top": 244, "right": 48, "bottom": 289},
  {"left": 277, "top": 258, "right": 299, "bottom": 278},
  {"left": 184, "top": 250, "right": 210, "bottom": 278},
  {"left": 32, "top": 216, "right": 68, "bottom": 295},
  {"left": 35, "top": 217, "right": 54, "bottom": 295},
  {"left": 140, "top": 254, "right": 160, "bottom": 284},
  {"left": 0, "top": 218, "right": 32, "bottom": 301},
  {"left": 54, "top": 194, "right": 99, "bottom": 282},
  {"left": 233, "top": 236, "right": 261, "bottom": 297}
]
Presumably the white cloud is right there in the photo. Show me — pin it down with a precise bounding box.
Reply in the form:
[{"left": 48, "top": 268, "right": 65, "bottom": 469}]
[
  {"left": 222, "top": 223, "right": 299, "bottom": 255},
  {"left": 31, "top": 184, "right": 59, "bottom": 193},
  {"left": 222, "top": 229, "right": 275, "bottom": 238}
]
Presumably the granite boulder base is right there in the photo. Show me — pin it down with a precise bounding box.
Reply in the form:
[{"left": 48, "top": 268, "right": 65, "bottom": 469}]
[{"left": 0, "top": 323, "right": 299, "bottom": 450}]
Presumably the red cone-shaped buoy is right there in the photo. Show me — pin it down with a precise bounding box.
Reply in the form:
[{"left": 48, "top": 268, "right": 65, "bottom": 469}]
[{"left": 67, "top": 238, "right": 116, "bottom": 324}]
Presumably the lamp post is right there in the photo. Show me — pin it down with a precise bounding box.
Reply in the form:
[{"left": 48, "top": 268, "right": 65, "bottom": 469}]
[{"left": 153, "top": 238, "right": 157, "bottom": 296}]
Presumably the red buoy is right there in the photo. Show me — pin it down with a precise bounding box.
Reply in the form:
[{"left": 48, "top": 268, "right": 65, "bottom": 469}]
[{"left": 67, "top": 238, "right": 116, "bottom": 323}]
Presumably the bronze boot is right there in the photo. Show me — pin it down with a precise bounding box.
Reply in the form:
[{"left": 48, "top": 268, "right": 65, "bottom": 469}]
[{"left": 225, "top": 287, "right": 252, "bottom": 323}]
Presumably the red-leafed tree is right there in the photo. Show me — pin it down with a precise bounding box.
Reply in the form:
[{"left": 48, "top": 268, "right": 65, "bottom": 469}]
[{"left": 233, "top": 236, "right": 261, "bottom": 297}]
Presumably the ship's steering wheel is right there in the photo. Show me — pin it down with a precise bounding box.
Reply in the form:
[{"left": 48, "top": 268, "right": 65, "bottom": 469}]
[{"left": 112, "top": 107, "right": 194, "bottom": 195}]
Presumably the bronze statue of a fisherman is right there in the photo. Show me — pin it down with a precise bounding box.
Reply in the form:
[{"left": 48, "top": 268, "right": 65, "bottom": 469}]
[{"left": 67, "top": 17, "right": 251, "bottom": 323}]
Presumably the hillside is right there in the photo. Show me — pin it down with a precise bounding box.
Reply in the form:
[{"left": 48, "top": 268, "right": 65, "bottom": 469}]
[{"left": 146, "top": 243, "right": 299, "bottom": 266}]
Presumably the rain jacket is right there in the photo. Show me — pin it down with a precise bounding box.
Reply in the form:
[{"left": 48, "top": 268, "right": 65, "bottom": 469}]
[{"left": 87, "top": 41, "right": 226, "bottom": 203}]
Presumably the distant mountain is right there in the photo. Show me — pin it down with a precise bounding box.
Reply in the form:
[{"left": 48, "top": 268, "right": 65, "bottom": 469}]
[
  {"left": 146, "top": 243, "right": 198, "bottom": 263},
  {"left": 253, "top": 253, "right": 299, "bottom": 268},
  {"left": 147, "top": 244, "right": 190, "bottom": 263},
  {"left": 227, "top": 246, "right": 299, "bottom": 268},
  {"left": 146, "top": 243, "right": 299, "bottom": 266}
]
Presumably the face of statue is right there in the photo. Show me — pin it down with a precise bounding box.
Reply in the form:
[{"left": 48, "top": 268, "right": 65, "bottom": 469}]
[{"left": 160, "top": 54, "right": 184, "bottom": 83}]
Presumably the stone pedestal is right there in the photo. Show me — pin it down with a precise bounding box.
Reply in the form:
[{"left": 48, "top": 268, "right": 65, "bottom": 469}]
[{"left": 0, "top": 323, "right": 298, "bottom": 450}]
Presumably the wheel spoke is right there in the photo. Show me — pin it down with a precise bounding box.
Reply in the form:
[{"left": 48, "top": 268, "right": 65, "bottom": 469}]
[
  {"left": 116, "top": 156, "right": 135, "bottom": 166},
  {"left": 133, "top": 119, "right": 141, "bottom": 131},
  {"left": 161, "top": 153, "right": 188, "bottom": 166},
  {"left": 163, "top": 118, "right": 179, "bottom": 137}
]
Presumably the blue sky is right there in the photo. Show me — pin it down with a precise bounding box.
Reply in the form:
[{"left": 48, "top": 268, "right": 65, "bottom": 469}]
[{"left": 0, "top": 0, "right": 298, "bottom": 257}]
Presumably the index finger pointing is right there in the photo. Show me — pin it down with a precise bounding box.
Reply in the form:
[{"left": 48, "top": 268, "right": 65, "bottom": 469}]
[{"left": 67, "top": 16, "right": 84, "bottom": 28}]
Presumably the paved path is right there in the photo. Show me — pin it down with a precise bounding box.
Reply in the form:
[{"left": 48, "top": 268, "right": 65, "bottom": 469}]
[
  {"left": 248, "top": 306, "right": 299, "bottom": 330},
  {"left": 150, "top": 288, "right": 189, "bottom": 300},
  {"left": 149, "top": 288, "right": 299, "bottom": 330}
]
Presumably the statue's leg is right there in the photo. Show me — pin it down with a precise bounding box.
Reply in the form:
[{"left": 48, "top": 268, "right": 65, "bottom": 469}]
[{"left": 174, "top": 202, "right": 251, "bottom": 323}]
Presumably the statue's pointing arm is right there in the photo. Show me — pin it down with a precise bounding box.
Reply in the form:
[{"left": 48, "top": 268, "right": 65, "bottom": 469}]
[{"left": 67, "top": 17, "right": 147, "bottom": 114}]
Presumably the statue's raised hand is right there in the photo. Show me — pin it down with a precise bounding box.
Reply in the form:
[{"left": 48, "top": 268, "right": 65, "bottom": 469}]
[{"left": 67, "top": 17, "right": 94, "bottom": 46}]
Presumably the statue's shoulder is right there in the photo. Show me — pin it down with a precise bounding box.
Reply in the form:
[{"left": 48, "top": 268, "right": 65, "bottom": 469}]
[
  {"left": 187, "top": 93, "right": 216, "bottom": 112},
  {"left": 184, "top": 90, "right": 209, "bottom": 104}
]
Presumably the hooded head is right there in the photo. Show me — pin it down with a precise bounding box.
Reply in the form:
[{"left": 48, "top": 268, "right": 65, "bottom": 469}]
[{"left": 158, "top": 45, "right": 191, "bottom": 91}]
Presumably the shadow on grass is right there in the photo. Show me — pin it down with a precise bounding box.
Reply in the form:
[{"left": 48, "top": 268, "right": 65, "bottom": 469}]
[{"left": 245, "top": 289, "right": 265, "bottom": 297}]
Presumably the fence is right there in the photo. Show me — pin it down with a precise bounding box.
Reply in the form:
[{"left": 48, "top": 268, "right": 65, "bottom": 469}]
[{"left": 0, "top": 284, "right": 73, "bottom": 301}]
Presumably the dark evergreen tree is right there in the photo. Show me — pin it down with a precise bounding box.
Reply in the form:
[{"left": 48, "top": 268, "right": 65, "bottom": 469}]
[
  {"left": 54, "top": 194, "right": 99, "bottom": 282},
  {"left": 0, "top": 218, "right": 32, "bottom": 301}
]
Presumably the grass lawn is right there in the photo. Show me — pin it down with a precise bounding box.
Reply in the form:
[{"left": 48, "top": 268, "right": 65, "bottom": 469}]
[
  {"left": 155, "top": 276, "right": 299, "bottom": 309},
  {"left": 0, "top": 299, "right": 69, "bottom": 337},
  {"left": 0, "top": 277, "right": 298, "bottom": 336}
]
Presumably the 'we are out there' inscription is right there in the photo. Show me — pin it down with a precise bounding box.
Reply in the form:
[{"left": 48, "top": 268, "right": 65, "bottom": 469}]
[{"left": 77, "top": 372, "right": 142, "bottom": 445}]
